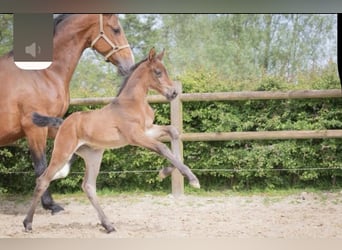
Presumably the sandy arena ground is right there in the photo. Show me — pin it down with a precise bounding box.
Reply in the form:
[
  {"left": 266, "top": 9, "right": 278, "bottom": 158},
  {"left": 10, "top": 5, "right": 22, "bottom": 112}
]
[{"left": 0, "top": 191, "right": 341, "bottom": 238}]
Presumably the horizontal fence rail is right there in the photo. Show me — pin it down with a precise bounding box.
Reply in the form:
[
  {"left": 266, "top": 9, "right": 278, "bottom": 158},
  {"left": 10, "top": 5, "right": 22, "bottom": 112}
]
[
  {"left": 180, "top": 130, "right": 342, "bottom": 141},
  {"left": 70, "top": 87, "right": 342, "bottom": 195},
  {"left": 70, "top": 89, "right": 342, "bottom": 105}
]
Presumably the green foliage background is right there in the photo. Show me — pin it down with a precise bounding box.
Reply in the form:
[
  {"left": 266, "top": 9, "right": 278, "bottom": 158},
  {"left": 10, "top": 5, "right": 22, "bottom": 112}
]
[
  {"left": 0, "top": 14, "right": 341, "bottom": 194},
  {"left": 0, "top": 72, "right": 341, "bottom": 194}
]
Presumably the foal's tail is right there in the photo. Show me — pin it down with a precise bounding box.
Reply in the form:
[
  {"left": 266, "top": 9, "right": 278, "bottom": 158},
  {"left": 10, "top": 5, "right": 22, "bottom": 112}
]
[{"left": 32, "top": 112, "right": 64, "bottom": 128}]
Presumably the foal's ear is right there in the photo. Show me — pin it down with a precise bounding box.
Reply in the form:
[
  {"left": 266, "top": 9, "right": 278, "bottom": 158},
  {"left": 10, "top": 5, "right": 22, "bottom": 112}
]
[
  {"left": 157, "top": 49, "right": 165, "bottom": 61},
  {"left": 148, "top": 47, "right": 156, "bottom": 62}
]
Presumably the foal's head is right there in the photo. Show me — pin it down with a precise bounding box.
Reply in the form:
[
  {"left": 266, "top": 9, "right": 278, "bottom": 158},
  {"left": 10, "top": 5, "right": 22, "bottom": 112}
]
[{"left": 144, "top": 48, "right": 178, "bottom": 101}]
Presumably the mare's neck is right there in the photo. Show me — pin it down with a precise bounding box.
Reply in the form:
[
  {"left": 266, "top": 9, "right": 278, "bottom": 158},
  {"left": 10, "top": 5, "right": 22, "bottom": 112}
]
[{"left": 44, "top": 15, "right": 92, "bottom": 91}]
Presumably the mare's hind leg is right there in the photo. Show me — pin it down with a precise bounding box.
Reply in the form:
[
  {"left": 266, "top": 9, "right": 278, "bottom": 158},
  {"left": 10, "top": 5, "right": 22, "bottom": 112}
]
[
  {"left": 76, "top": 146, "right": 115, "bottom": 233},
  {"left": 24, "top": 120, "right": 64, "bottom": 214},
  {"left": 30, "top": 150, "right": 64, "bottom": 214}
]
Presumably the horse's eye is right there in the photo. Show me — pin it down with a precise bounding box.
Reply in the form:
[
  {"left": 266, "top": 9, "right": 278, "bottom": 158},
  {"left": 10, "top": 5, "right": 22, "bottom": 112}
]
[
  {"left": 154, "top": 69, "right": 162, "bottom": 78},
  {"left": 113, "top": 27, "right": 121, "bottom": 34}
]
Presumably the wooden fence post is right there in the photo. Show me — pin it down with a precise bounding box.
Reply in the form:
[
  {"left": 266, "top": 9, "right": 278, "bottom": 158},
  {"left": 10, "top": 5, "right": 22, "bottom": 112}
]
[{"left": 170, "top": 81, "right": 184, "bottom": 196}]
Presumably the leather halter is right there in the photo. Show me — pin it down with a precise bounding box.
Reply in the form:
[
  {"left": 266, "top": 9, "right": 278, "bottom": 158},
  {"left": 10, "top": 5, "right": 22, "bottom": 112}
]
[{"left": 90, "top": 14, "right": 130, "bottom": 61}]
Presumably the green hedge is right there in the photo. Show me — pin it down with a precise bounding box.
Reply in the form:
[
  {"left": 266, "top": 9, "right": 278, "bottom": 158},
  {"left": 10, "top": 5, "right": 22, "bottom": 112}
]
[{"left": 0, "top": 73, "right": 341, "bottom": 194}]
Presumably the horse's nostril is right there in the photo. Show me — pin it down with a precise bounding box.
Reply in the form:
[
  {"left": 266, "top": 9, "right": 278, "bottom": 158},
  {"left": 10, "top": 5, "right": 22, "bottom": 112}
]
[
  {"left": 173, "top": 90, "right": 178, "bottom": 97},
  {"left": 166, "top": 90, "right": 178, "bottom": 101}
]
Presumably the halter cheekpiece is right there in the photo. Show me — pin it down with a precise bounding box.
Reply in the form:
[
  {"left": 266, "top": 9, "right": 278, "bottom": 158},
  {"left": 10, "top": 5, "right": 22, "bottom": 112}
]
[{"left": 90, "top": 14, "right": 130, "bottom": 61}]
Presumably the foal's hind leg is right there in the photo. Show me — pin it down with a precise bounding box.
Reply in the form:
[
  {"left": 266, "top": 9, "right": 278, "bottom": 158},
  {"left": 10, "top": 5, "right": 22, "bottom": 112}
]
[
  {"left": 23, "top": 172, "right": 52, "bottom": 231},
  {"left": 24, "top": 121, "right": 64, "bottom": 214},
  {"left": 24, "top": 125, "right": 81, "bottom": 232},
  {"left": 23, "top": 155, "right": 75, "bottom": 231},
  {"left": 76, "top": 146, "right": 115, "bottom": 233}
]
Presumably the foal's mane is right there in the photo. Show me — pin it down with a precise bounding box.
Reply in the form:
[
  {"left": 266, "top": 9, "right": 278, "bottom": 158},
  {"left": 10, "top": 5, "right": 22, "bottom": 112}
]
[{"left": 116, "top": 57, "right": 148, "bottom": 97}]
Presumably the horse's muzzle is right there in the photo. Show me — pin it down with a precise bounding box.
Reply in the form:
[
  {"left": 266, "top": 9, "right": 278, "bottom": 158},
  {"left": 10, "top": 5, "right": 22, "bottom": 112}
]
[
  {"left": 117, "top": 61, "right": 134, "bottom": 76},
  {"left": 166, "top": 89, "right": 178, "bottom": 101}
]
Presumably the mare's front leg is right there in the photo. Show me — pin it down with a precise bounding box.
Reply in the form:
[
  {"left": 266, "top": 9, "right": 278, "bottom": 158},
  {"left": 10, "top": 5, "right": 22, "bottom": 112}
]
[
  {"left": 132, "top": 127, "right": 200, "bottom": 188},
  {"left": 24, "top": 118, "right": 64, "bottom": 214},
  {"left": 76, "top": 146, "right": 115, "bottom": 233}
]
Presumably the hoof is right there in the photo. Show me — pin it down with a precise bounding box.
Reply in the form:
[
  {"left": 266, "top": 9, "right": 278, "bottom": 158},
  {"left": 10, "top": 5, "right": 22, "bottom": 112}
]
[
  {"left": 42, "top": 201, "right": 64, "bottom": 215},
  {"left": 103, "top": 223, "right": 116, "bottom": 233},
  {"left": 158, "top": 166, "right": 174, "bottom": 180},
  {"left": 189, "top": 180, "right": 201, "bottom": 189},
  {"left": 23, "top": 219, "right": 32, "bottom": 232},
  {"left": 158, "top": 169, "right": 167, "bottom": 180},
  {"left": 50, "top": 204, "right": 64, "bottom": 215},
  {"left": 106, "top": 227, "right": 116, "bottom": 234}
]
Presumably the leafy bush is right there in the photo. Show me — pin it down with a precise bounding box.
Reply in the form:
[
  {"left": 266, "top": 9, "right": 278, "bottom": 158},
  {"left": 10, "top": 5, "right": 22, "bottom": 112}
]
[{"left": 0, "top": 70, "right": 341, "bottom": 193}]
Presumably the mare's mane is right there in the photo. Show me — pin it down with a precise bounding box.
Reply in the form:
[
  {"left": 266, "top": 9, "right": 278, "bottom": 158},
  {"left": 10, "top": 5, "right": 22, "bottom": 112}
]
[
  {"left": 53, "top": 14, "right": 73, "bottom": 34},
  {"left": 6, "top": 14, "right": 73, "bottom": 57},
  {"left": 116, "top": 57, "right": 148, "bottom": 97}
]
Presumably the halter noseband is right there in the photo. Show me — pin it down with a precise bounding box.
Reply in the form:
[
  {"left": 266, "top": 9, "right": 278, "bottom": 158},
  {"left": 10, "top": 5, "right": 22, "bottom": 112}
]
[{"left": 90, "top": 14, "right": 130, "bottom": 61}]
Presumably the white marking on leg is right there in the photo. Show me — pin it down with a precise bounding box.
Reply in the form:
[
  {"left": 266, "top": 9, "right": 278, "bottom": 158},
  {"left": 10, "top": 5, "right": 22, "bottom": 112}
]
[
  {"left": 145, "top": 128, "right": 159, "bottom": 138},
  {"left": 52, "top": 140, "right": 86, "bottom": 181},
  {"left": 145, "top": 126, "right": 165, "bottom": 139},
  {"left": 52, "top": 162, "right": 71, "bottom": 180}
]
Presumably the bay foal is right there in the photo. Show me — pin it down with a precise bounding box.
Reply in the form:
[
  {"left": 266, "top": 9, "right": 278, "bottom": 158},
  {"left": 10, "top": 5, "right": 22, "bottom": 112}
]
[{"left": 23, "top": 48, "right": 200, "bottom": 233}]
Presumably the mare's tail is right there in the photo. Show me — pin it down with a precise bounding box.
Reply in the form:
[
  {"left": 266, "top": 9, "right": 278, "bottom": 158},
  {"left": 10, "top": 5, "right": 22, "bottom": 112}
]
[{"left": 32, "top": 112, "right": 64, "bottom": 128}]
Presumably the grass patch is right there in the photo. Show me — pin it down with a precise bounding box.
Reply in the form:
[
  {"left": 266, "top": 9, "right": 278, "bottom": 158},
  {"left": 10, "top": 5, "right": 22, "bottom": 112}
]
[
  {"left": 1, "top": 187, "right": 341, "bottom": 206},
  {"left": 184, "top": 186, "right": 342, "bottom": 197}
]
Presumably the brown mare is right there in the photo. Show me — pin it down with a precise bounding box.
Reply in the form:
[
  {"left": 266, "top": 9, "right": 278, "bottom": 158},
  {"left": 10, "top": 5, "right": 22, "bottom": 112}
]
[
  {"left": 23, "top": 48, "right": 200, "bottom": 233},
  {"left": 0, "top": 14, "right": 134, "bottom": 214}
]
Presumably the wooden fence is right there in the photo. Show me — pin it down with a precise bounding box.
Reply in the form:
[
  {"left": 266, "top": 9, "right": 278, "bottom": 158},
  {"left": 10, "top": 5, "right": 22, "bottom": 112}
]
[{"left": 70, "top": 85, "right": 342, "bottom": 195}]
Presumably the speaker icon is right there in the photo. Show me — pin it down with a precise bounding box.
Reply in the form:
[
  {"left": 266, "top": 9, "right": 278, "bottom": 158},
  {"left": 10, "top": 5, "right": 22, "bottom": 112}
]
[{"left": 25, "top": 42, "right": 41, "bottom": 58}]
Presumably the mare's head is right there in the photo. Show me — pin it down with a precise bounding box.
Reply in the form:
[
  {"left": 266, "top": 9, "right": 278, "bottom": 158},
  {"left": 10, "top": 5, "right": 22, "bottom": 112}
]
[
  {"left": 88, "top": 14, "right": 134, "bottom": 75},
  {"left": 144, "top": 48, "right": 177, "bottom": 101}
]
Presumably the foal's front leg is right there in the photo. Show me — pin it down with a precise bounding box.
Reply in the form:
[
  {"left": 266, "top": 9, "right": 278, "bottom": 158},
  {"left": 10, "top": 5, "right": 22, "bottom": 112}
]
[
  {"left": 145, "top": 125, "right": 182, "bottom": 180},
  {"left": 134, "top": 127, "right": 200, "bottom": 188},
  {"left": 145, "top": 124, "right": 179, "bottom": 140}
]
